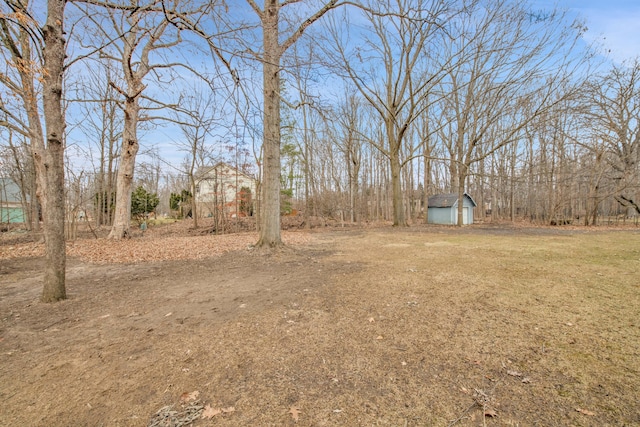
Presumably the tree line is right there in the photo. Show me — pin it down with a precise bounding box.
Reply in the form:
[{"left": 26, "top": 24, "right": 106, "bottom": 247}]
[{"left": 0, "top": 0, "right": 638, "bottom": 301}]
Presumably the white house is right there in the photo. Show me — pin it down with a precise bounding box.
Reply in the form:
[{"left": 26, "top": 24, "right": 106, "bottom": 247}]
[{"left": 194, "top": 163, "right": 257, "bottom": 218}]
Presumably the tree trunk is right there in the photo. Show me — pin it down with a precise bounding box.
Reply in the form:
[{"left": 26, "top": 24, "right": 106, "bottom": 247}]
[
  {"left": 423, "top": 153, "right": 431, "bottom": 223},
  {"left": 390, "top": 146, "right": 406, "bottom": 227},
  {"left": 12, "top": 20, "right": 43, "bottom": 232},
  {"left": 38, "top": 0, "right": 67, "bottom": 302},
  {"left": 457, "top": 167, "right": 467, "bottom": 226},
  {"left": 590, "top": 191, "right": 599, "bottom": 226},
  {"left": 108, "top": 97, "right": 140, "bottom": 239},
  {"left": 189, "top": 143, "right": 198, "bottom": 228},
  {"left": 350, "top": 159, "right": 360, "bottom": 224},
  {"left": 29, "top": 165, "right": 40, "bottom": 231},
  {"left": 256, "top": 0, "right": 282, "bottom": 247},
  {"left": 510, "top": 146, "right": 516, "bottom": 222},
  {"left": 250, "top": 0, "right": 338, "bottom": 243},
  {"left": 190, "top": 177, "right": 199, "bottom": 228}
]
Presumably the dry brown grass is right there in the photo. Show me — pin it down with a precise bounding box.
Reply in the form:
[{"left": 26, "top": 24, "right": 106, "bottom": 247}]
[
  {"left": 323, "top": 229, "right": 640, "bottom": 425},
  {"left": 1, "top": 225, "right": 638, "bottom": 426}
]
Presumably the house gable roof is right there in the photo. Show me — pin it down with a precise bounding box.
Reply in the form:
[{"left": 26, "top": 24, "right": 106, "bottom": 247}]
[
  {"left": 195, "top": 162, "right": 256, "bottom": 182},
  {"left": 428, "top": 193, "right": 477, "bottom": 208}
]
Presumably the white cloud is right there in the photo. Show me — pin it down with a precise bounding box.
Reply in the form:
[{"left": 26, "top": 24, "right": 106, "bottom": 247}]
[
  {"left": 589, "top": 10, "right": 640, "bottom": 62},
  {"left": 566, "top": 2, "right": 640, "bottom": 63}
]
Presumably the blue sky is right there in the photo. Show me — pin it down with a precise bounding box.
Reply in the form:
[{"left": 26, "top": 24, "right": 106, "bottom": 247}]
[
  {"left": 61, "top": 0, "right": 640, "bottom": 175},
  {"left": 135, "top": 0, "right": 640, "bottom": 171},
  {"left": 539, "top": 0, "right": 640, "bottom": 63}
]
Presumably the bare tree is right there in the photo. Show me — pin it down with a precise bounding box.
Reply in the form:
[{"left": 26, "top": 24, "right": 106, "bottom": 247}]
[
  {"left": 323, "top": 0, "right": 453, "bottom": 226},
  {"left": 435, "top": 0, "right": 587, "bottom": 226},
  {"left": 175, "top": 85, "right": 221, "bottom": 228},
  {"left": 245, "top": 0, "right": 341, "bottom": 247},
  {"left": 38, "top": 0, "right": 67, "bottom": 301},
  {"left": 72, "top": 60, "right": 123, "bottom": 226},
  {"left": 0, "top": 0, "right": 68, "bottom": 301},
  {"left": 585, "top": 60, "right": 640, "bottom": 217},
  {"left": 94, "top": 0, "right": 183, "bottom": 238},
  {"left": 285, "top": 42, "right": 325, "bottom": 226},
  {"left": 331, "top": 92, "right": 364, "bottom": 223},
  {"left": 0, "top": 129, "right": 37, "bottom": 229},
  {"left": 73, "top": 0, "right": 196, "bottom": 238},
  {"left": 0, "top": 3, "right": 44, "bottom": 232}
]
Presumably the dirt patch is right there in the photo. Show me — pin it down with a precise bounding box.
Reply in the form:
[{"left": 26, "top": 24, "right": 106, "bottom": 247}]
[{"left": 1, "top": 224, "right": 639, "bottom": 426}]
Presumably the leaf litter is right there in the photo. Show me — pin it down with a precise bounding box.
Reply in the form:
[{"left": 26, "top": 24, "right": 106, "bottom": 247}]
[{"left": 0, "top": 230, "right": 313, "bottom": 264}]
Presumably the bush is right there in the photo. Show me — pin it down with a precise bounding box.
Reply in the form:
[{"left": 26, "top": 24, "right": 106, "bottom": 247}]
[{"left": 131, "top": 186, "right": 159, "bottom": 221}]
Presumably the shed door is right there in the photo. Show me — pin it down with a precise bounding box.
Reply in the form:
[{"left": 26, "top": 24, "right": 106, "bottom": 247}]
[{"left": 463, "top": 207, "right": 469, "bottom": 225}]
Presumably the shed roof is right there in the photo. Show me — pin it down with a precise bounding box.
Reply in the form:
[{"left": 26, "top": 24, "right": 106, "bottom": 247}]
[{"left": 428, "top": 193, "right": 477, "bottom": 208}]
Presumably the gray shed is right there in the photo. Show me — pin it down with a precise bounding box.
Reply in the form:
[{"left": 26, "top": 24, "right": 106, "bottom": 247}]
[
  {"left": 427, "top": 193, "right": 477, "bottom": 225},
  {"left": 0, "top": 178, "right": 26, "bottom": 223}
]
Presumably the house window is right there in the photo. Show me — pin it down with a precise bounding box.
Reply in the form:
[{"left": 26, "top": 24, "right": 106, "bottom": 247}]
[{"left": 195, "top": 185, "right": 200, "bottom": 194}]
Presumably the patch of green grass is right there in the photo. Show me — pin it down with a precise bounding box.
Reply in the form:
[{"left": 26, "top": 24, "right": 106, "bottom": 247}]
[{"left": 147, "top": 217, "right": 179, "bottom": 226}]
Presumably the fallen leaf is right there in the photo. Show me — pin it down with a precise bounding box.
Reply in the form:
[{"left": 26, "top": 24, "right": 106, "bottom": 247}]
[
  {"left": 507, "top": 370, "right": 522, "bottom": 377},
  {"left": 521, "top": 377, "right": 531, "bottom": 384},
  {"left": 202, "top": 405, "right": 221, "bottom": 419},
  {"left": 179, "top": 390, "right": 199, "bottom": 403},
  {"left": 290, "top": 405, "right": 301, "bottom": 422},
  {"left": 484, "top": 408, "right": 498, "bottom": 417},
  {"left": 201, "top": 405, "right": 234, "bottom": 419},
  {"left": 368, "top": 317, "right": 375, "bottom": 323},
  {"left": 376, "top": 336, "right": 383, "bottom": 340},
  {"left": 576, "top": 408, "right": 596, "bottom": 416}
]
